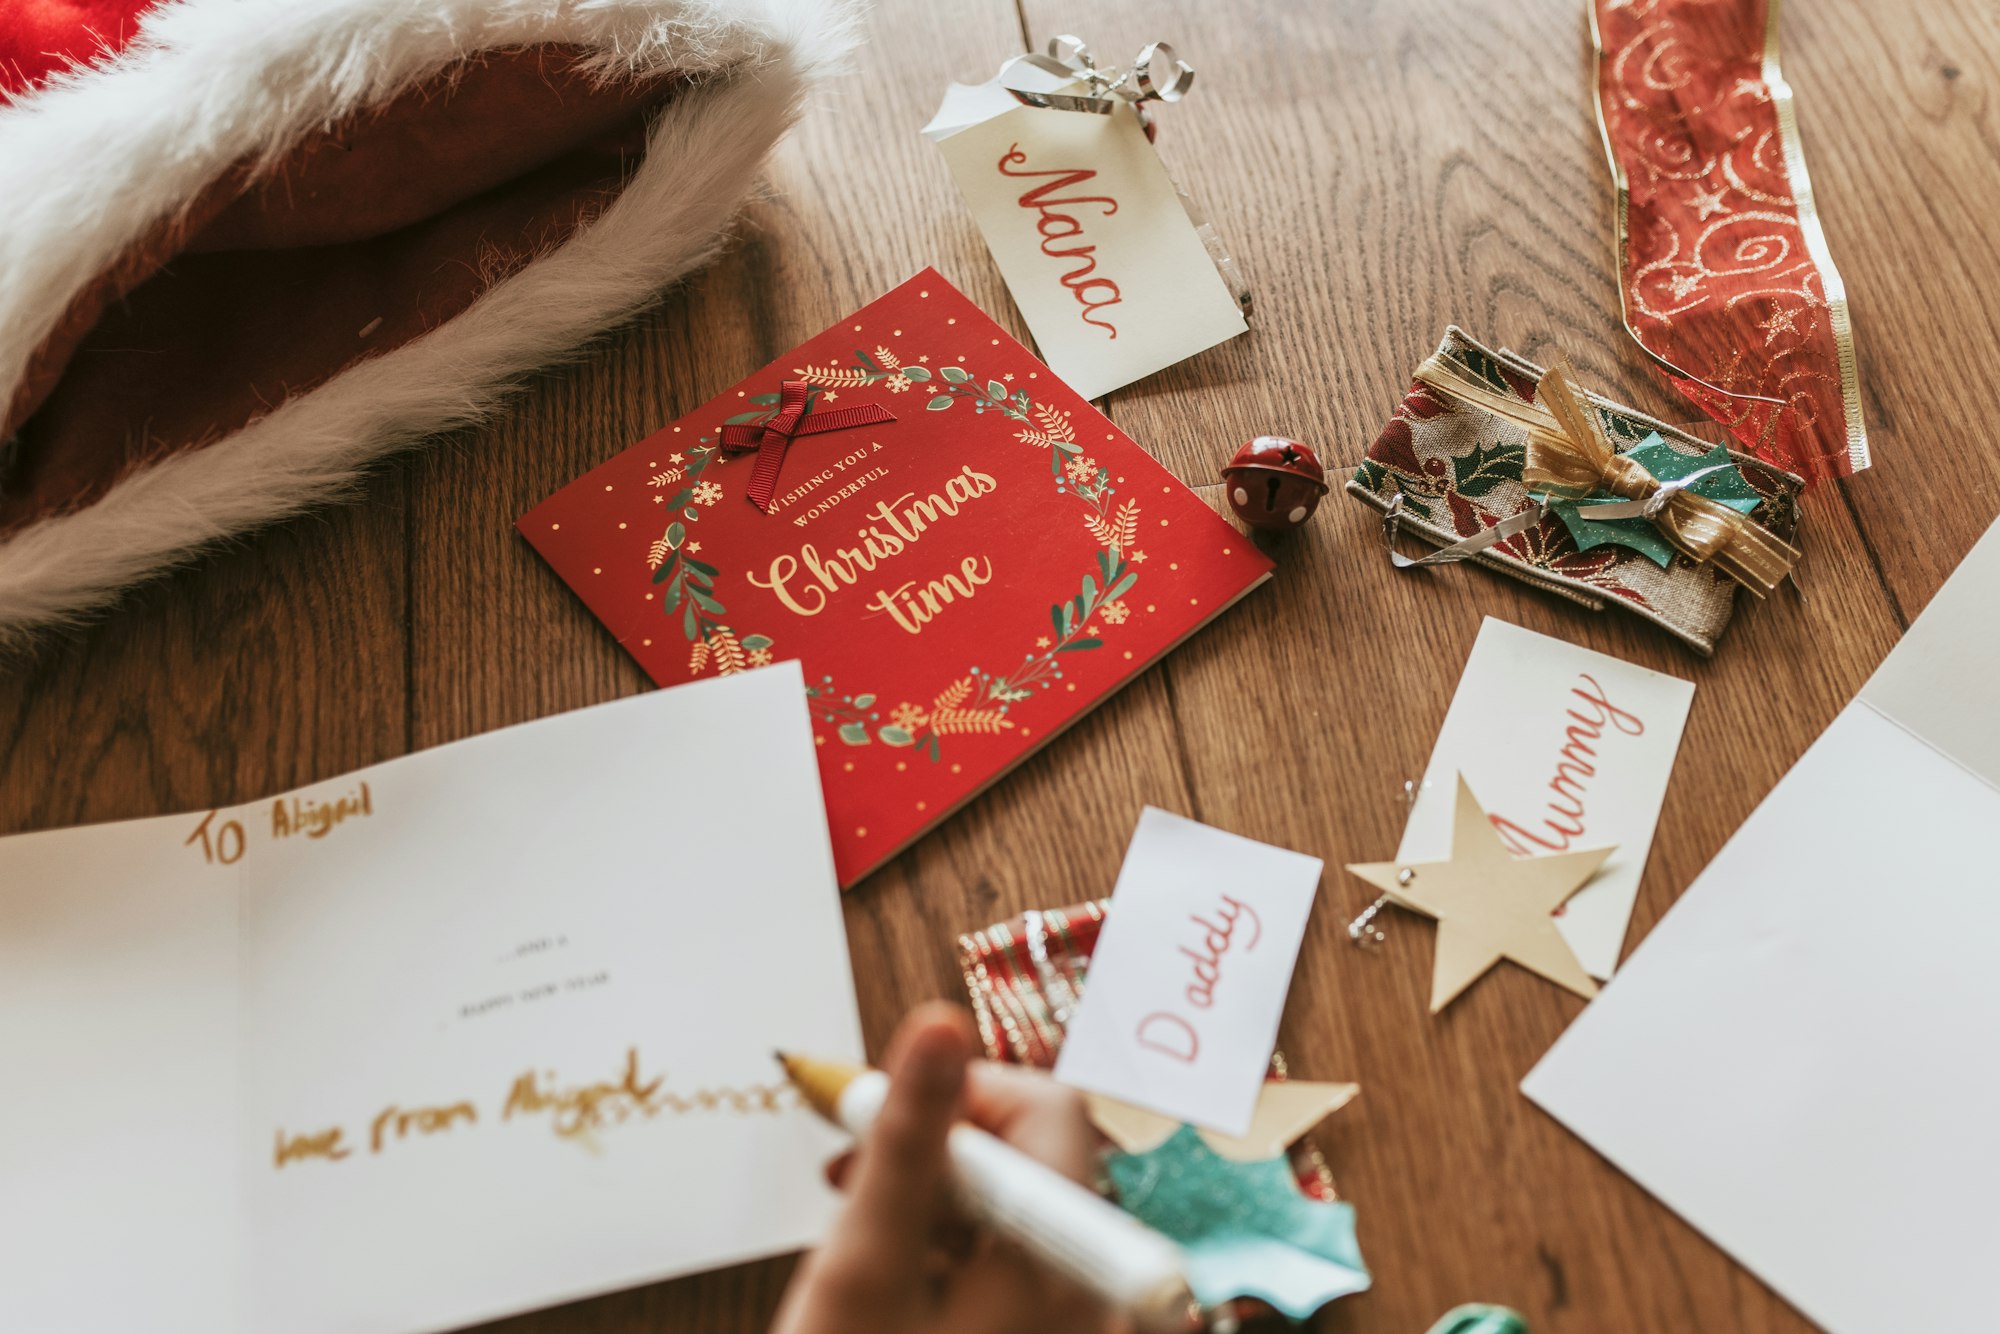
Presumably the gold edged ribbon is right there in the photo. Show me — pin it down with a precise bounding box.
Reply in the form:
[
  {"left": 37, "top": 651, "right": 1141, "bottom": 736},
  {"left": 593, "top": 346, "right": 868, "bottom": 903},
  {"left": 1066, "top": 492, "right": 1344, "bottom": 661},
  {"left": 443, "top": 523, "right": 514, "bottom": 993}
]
[
  {"left": 1000, "top": 35, "right": 1194, "bottom": 114},
  {"left": 1586, "top": 0, "right": 1868, "bottom": 478},
  {"left": 1409, "top": 356, "right": 1799, "bottom": 597}
]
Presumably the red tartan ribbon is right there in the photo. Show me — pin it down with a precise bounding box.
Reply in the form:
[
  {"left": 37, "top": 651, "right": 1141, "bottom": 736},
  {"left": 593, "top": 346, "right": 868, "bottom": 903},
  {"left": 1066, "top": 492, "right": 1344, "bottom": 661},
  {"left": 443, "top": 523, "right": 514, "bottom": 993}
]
[
  {"left": 955, "top": 900, "right": 1342, "bottom": 1206},
  {"left": 718, "top": 380, "right": 895, "bottom": 512}
]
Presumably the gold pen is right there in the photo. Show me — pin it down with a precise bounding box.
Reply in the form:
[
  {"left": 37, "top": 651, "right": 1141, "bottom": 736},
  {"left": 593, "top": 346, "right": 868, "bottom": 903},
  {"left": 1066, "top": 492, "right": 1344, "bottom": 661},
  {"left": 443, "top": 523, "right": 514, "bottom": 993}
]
[{"left": 780, "top": 1052, "right": 1199, "bottom": 1332}]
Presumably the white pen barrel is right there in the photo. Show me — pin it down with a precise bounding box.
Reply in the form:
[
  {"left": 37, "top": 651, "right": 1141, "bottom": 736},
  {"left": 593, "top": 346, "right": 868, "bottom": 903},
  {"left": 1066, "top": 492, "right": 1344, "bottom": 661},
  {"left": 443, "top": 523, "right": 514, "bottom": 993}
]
[
  {"left": 836, "top": 1072, "right": 1191, "bottom": 1330},
  {"left": 945, "top": 1123, "right": 1188, "bottom": 1318}
]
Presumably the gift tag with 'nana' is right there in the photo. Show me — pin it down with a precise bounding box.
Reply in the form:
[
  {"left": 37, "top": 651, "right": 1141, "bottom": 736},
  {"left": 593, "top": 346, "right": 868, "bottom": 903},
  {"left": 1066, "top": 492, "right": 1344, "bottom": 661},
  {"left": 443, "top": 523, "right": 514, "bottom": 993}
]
[{"left": 925, "top": 88, "right": 1246, "bottom": 400}]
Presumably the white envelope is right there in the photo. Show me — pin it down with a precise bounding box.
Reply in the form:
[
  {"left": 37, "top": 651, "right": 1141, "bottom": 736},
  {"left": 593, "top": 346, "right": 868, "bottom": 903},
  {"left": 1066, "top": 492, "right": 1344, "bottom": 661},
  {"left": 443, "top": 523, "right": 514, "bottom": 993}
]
[
  {"left": 0, "top": 663, "right": 862, "bottom": 1334},
  {"left": 1054, "top": 808, "right": 1322, "bottom": 1137},
  {"left": 925, "top": 78, "right": 1246, "bottom": 400},
  {"left": 1400, "top": 618, "right": 1695, "bottom": 979},
  {"left": 1523, "top": 519, "right": 2000, "bottom": 1333}
]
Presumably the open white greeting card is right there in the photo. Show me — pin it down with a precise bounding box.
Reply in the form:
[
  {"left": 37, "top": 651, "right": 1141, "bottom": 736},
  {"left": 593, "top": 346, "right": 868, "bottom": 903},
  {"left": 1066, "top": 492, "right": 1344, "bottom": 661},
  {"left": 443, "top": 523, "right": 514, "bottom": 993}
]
[
  {"left": 923, "top": 69, "right": 1246, "bottom": 399},
  {"left": 1055, "top": 808, "right": 1322, "bottom": 1137},
  {"left": 0, "top": 663, "right": 862, "bottom": 1334},
  {"left": 1524, "top": 518, "right": 2000, "bottom": 1334},
  {"left": 1401, "top": 618, "right": 1694, "bottom": 980}
]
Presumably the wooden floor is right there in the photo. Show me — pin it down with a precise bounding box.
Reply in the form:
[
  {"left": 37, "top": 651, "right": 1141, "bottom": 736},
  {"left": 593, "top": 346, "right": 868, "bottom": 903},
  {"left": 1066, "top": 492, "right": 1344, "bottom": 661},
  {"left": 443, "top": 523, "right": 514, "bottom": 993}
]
[{"left": 7, "top": 0, "right": 1997, "bottom": 1330}]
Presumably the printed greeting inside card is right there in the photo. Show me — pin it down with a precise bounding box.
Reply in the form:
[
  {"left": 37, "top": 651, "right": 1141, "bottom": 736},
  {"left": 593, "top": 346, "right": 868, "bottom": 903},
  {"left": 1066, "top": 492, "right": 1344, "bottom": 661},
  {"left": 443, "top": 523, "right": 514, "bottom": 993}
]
[
  {"left": 1400, "top": 618, "right": 1694, "bottom": 979},
  {"left": 1054, "top": 808, "right": 1322, "bottom": 1137},
  {"left": 930, "top": 99, "right": 1245, "bottom": 399}
]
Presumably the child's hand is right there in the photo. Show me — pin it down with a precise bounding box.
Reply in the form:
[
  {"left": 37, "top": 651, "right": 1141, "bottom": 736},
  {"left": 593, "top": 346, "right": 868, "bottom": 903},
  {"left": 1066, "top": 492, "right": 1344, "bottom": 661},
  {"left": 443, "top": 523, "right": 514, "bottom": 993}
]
[{"left": 770, "top": 1002, "right": 1126, "bottom": 1334}]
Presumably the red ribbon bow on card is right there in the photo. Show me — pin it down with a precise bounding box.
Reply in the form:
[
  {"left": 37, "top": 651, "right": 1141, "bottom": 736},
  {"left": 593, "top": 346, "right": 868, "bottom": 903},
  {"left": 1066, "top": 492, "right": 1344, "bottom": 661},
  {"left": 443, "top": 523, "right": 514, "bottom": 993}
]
[{"left": 719, "top": 380, "right": 896, "bottom": 512}]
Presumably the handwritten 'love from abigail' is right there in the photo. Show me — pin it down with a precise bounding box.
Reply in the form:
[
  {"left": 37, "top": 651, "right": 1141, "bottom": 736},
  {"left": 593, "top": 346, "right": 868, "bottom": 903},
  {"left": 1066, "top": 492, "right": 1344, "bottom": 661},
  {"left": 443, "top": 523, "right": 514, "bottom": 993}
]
[{"left": 1053, "top": 808, "right": 1322, "bottom": 1138}]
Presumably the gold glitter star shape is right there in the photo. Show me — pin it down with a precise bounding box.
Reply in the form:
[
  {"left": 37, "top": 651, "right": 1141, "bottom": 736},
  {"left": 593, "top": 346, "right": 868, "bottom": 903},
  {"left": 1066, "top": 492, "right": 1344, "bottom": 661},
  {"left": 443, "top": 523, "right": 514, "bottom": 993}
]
[
  {"left": 1687, "top": 182, "right": 1728, "bottom": 220},
  {"left": 926, "top": 385, "right": 939, "bottom": 394},
  {"left": 669, "top": 452, "right": 684, "bottom": 464},
  {"left": 1129, "top": 550, "right": 1148, "bottom": 564},
  {"left": 652, "top": 495, "right": 665, "bottom": 504},
  {"left": 687, "top": 541, "right": 701, "bottom": 553},
  {"left": 1759, "top": 304, "right": 1803, "bottom": 344},
  {"left": 1086, "top": 1081, "right": 1360, "bottom": 1160},
  {"left": 1667, "top": 272, "right": 1703, "bottom": 300},
  {"left": 918, "top": 355, "right": 930, "bottom": 363},
  {"left": 823, "top": 391, "right": 839, "bottom": 401},
  {"left": 1035, "top": 635, "right": 1051, "bottom": 649},
  {"left": 1346, "top": 774, "right": 1610, "bottom": 1013}
]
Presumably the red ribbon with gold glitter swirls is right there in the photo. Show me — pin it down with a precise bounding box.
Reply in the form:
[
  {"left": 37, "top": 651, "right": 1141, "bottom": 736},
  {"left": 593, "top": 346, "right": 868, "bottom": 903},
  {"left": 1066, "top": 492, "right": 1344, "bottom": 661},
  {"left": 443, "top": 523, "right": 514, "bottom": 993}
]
[{"left": 1591, "top": 0, "right": 1867, "bottom": 486}]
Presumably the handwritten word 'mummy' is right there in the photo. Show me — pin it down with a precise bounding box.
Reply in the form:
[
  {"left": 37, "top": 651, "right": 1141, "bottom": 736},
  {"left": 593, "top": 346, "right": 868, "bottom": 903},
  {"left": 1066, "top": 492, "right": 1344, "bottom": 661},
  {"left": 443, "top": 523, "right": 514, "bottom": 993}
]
[{"left": 1490, "top": 673, "right": 1646, "bottom": 855}]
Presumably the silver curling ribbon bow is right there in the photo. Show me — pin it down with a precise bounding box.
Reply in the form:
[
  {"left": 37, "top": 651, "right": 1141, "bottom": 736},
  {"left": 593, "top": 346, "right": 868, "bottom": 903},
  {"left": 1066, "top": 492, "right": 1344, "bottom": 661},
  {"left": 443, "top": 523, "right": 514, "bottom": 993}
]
[{"left": 1000, "top": 35, "right": 1195, "bottom": 114}]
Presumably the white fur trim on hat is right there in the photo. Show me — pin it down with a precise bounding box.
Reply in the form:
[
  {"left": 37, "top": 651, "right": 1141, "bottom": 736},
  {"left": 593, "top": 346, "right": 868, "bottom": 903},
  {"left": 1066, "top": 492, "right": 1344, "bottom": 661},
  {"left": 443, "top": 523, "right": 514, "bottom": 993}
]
[{"left": 0, "top": 0, "right": 861, "bottom": 644}]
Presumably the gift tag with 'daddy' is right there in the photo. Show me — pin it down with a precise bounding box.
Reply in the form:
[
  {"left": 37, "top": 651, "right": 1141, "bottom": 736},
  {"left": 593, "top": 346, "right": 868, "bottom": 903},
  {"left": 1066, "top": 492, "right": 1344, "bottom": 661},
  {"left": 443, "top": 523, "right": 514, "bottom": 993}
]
[
  {"left": 923, "top": 38, "right": 1248, "bottom": 400},
  {"left": 1054, "top": 808, "right": 1321, "bottom": 1138}
]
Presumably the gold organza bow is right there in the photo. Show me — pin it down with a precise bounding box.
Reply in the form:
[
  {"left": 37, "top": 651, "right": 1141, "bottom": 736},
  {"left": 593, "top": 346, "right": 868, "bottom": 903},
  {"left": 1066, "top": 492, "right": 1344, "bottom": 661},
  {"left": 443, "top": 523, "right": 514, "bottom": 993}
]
[{"left": 1412, "top": 354, "right": 1800, "bottom": 597}]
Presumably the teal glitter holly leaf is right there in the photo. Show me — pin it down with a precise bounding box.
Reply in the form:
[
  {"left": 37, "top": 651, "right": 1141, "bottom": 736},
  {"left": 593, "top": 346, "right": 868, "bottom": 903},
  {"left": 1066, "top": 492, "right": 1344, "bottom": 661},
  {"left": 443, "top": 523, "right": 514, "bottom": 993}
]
[
  {"left": 1105, "top": 1125, "right": 1370, "bottom": 1319},
  {"left": 1534, "top": 436, "right": 1761, "bottom": 568},
  {"left": 1425, "top": 1305, "right": 1529, "bottom": 1334}
]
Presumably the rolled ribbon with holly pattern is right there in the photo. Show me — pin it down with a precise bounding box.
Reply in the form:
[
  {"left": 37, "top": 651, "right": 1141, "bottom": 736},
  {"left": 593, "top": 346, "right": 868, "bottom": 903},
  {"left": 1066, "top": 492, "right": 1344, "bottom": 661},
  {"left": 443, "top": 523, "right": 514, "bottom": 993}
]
[{"left": 1412, "top": 355, "right": 1800, "bottom": 598}]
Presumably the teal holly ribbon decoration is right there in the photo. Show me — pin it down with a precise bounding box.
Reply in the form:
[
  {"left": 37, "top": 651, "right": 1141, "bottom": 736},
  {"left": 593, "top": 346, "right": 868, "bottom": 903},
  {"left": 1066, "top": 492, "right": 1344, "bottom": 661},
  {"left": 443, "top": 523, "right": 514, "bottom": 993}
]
[
  {"left": 1105, "top": 1124, "right": 1369, "bottom": 1319},
  {"left": 1532, "top": 435, "right": 1762, "bottom": 569},
  {"left": 1425, "top": 1304, "right": 1528, "bottom": 1334}
]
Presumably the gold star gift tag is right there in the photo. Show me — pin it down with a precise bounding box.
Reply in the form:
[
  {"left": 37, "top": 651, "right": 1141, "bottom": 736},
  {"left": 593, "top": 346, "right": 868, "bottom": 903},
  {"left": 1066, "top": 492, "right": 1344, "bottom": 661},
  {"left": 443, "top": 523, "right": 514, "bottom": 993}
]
[
  {"left": 1086, "top": 1080, "right": 1360, "bottom": 1160},
  {"left": 1346, "top": 774, "right": 1613, "bottom": 1013}
]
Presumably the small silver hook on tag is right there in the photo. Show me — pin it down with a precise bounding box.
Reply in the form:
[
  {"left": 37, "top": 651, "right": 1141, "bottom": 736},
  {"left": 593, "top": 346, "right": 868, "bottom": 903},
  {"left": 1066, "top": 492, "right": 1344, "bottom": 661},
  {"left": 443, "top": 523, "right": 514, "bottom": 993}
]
[{"left": 1348, "top": 779, "right": 1423, "bottom": 948}]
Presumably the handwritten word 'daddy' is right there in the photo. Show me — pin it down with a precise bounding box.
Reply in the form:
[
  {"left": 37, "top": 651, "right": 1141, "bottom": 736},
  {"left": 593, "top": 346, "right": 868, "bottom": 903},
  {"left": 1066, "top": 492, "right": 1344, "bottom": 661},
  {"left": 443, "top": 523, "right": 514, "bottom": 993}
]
[
  {"left": 1490, "top": 673, "right": 1646, "bottom": 855},
  {"left": 1134, "top": 895, "right": 1262, "bottom": 1064},
  {"left": 997, "top": 145, "right": 1122, "bottom": 338}
]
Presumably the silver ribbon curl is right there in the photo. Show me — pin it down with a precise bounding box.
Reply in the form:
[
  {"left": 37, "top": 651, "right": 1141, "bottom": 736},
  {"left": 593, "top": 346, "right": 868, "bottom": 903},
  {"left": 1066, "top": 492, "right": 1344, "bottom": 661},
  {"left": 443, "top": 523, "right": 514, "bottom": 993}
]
[
  {"left": 1561, "top": 460, "right": 1735, "bottom": 522},
  {"left": 1380, "top": 492, "right": 1548, "bottom": 570},
  {"left": 1001, "top": 35, "right": 1195, "bottom": 114}
]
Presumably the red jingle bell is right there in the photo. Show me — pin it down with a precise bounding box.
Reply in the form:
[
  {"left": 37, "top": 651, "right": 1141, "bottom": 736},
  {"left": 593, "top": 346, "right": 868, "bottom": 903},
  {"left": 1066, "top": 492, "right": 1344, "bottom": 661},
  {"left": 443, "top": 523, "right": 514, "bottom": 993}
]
[{"left": 1221, "top": 436, "right": 1329, "bottom": 531}]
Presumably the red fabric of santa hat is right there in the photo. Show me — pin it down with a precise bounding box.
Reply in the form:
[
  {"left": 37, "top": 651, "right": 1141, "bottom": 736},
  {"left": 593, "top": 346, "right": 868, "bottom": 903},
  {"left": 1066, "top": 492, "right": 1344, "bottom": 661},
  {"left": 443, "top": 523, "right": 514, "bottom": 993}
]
[{"left": 0, "top": 0, "right": 858, "bottom": 645}]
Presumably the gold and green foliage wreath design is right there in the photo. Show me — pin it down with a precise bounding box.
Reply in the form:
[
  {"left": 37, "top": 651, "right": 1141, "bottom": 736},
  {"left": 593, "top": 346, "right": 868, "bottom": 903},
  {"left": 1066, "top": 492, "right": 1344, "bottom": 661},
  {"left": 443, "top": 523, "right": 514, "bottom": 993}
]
[{"left": 646, "top": 347, "right": 1144, "bottom": 761}]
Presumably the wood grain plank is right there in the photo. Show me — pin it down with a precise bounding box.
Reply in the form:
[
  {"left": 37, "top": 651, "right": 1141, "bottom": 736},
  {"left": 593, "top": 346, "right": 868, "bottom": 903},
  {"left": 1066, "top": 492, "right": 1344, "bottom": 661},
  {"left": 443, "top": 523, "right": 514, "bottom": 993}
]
[
  {"left": 0, "top": 471, "right": 408, "bottom": 834},
  {"left": 1784, "top": 0, "right": 2000, "bottom": 615}
]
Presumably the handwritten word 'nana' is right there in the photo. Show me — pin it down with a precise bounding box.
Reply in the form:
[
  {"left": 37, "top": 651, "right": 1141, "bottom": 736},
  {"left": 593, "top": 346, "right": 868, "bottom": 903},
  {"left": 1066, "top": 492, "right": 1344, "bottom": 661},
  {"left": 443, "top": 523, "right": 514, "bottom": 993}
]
[
  {"left": 271, "top": 1048, "right": 791, "bottom": 1170},
  {"left": 997, "top": 145, "right": 1122, "bottom": 337},
  {"left": 1135, "top": 895, "right": 1263, "bottom": 1064},
  {"left": 1490, "top": 673, "right": 1646, "bottom": 855}
]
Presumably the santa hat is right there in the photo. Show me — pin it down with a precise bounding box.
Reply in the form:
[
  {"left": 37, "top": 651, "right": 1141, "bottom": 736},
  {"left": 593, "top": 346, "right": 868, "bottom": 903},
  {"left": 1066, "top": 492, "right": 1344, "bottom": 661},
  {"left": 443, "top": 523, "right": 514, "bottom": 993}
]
[{"left": 0, "top": 0, "right": 858, "bottom": 644}]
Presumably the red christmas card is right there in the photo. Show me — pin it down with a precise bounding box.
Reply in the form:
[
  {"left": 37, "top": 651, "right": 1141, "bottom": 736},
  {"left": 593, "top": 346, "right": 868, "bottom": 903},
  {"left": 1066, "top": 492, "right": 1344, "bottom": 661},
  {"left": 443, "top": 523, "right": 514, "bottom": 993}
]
[{"left": 520, "top": 270, "right": 1272, "bottom": 886}]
